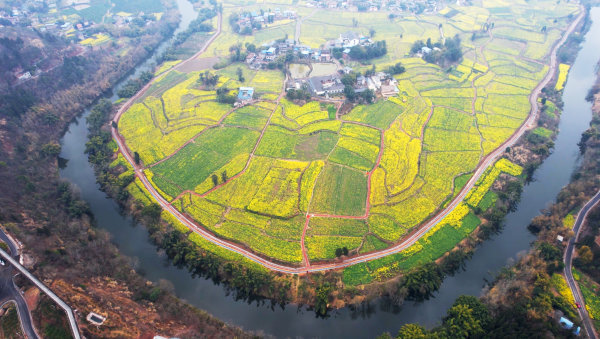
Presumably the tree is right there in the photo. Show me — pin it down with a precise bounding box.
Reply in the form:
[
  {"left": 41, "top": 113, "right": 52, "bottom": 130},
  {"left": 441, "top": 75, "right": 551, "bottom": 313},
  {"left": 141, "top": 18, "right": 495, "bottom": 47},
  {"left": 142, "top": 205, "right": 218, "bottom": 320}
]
[
  {"left": 41, "top": 143, "right": 61, "bottom": 157},
  {"left": 335, "top": 247, "right": 343, "bottom": 257},
  {"left": 314, "top": 283, "right": 332, "bottom": 316},
  {"left": 359, "top": 89, "right": 375, "bottom": 103},
  {"left": 236, "top": 67, "right": 245, "bottom": 82},
  {"left": 388, "top": 62, "right": 406, "bottom": 75},
  {"left": 342, "top": 246, "right": 349, "bottom": 256},
  {"left": 402, "top": 263, "right": 444, "bottom": 301},
  {"left": 369, "top": 28, "right": 376, "bottom": 38},
  {"left": 344, "top": 85, "right": 356, "bottom": 101},
  {"left": 452, "top": 295, "right": 491, "bottom": 328},
  {"left": 245, "top": 43, "right": 256, "bottom": 52},
  {"left": 134, "top": 151, "right": 140, "bottom": 165},
  {"left": 443, "top": 304, "right": 484, "bottom": 338},
  {"left": 211, "top": 174, "right": 219, "bottom": 187},
  {"left": 396, "top": 324, "right": 426, "bottom": 338},
  {"left": 221, "top": 170, "right": 227, "bottom": 183},
  {"left": 141, "top": 203, "right": 162, "bottom": 223},
  {"left": 87, "top": 99, "right": 113, "bottom": 132},
  {"left": 111, "top": 121, "right": 118, "bottom": 129},
  {"left": 578, "top": 245, "right": 593, "bottom": 265}
]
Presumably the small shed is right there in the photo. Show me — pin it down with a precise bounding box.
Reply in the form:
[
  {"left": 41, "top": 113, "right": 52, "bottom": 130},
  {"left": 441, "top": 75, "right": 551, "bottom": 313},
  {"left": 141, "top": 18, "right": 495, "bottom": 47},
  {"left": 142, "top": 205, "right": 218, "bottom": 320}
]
[{"left": 238, "top": 87, "right": 254, "bottom": 101}]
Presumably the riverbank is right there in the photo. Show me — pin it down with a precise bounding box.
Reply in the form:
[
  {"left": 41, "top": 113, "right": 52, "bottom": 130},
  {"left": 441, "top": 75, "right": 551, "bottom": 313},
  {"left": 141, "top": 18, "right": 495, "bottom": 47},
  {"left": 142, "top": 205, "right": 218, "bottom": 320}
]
[
  {"left": 60, "top": 4, "right": 600, "bottom": 339},
  {"left": 102, "top": 3, "right": 584, "bottom": 310},
  {"left": 0, "top": 0, "right": 254, "bottom": 337}
]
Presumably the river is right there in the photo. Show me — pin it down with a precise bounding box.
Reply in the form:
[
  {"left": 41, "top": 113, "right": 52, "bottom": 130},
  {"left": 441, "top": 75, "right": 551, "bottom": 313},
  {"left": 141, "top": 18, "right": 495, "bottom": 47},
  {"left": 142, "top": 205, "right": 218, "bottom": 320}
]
[{"left": 58, "top": 3, "right": 600, "bottom": 338}]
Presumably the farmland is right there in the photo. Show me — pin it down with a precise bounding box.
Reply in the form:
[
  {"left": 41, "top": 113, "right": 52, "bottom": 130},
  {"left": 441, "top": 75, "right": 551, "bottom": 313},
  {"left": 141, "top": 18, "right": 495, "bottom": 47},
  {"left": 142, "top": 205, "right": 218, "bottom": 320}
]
[{"left": 116, "top": 0, "right": 580, "bottom": 276}]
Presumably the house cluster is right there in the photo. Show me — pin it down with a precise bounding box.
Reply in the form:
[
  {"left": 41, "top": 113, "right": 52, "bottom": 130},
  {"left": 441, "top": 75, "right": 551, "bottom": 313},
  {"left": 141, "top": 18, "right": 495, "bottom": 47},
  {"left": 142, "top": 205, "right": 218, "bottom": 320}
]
[
  {"left": 234, "top": 8, "right": 296, "bottom": 32},
  {"left": 327, "top": 31, "right": 369, "bottom": 49},
  {"left": 356, "top": 72, "right": 400, "bottom": 97},
  {"left": 245, "top": 39, "right": 332, "bottom": 69},
  {"left": 0, "top": 0, "right": 157, "bottom": 44},
  {"left": 325, "top": 31, "right": 374, "bottom": 59},
  {"left": 288, "top": 68, "right": 399, "bottom": 98},
  {"left": 303, "top": 0, "right": 439, "bottom": 13}
]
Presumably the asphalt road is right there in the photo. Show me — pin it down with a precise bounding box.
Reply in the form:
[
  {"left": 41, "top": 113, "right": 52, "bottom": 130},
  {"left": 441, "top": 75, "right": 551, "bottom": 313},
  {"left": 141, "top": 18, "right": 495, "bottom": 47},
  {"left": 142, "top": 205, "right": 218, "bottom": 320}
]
[
  {"left": 564, "top": 190, "right": 600, "bottom": 339},
  {"left": 0, "top": 231, "right": 38, "bottom": 339}
]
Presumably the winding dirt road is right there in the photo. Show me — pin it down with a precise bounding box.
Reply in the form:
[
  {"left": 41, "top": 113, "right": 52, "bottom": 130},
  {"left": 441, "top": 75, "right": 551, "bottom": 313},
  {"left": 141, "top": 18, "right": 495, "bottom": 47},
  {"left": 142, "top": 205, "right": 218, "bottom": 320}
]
[{"left": 111, "top": 8, "right": 584, "bottom": 274}]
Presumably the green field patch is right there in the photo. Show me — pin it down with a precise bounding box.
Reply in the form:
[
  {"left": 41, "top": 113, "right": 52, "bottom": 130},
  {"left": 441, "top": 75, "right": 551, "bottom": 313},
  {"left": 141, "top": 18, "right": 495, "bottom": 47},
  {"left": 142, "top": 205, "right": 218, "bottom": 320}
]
[
  {"left": 119, "top": 102, "right": 207, "bottom": 165},
  {"left": 214, "top": 220, "right": 303, "bottom": 263},
  {"left": 265, "top": 216, "right": 305, "bottom": 241},
  {"left": 206, "top": 156, "right": 273, "bottom": 209},
  {"left": 126, "top": 178, "right": 153, "bottom": 206},
  {"left": 293, "top": 132, "right": 338, "bottom": 161},
  {"left": 344, "top": 100, "right": 403, "bottom": 129},
  {"left": 300, "top": 160, "right": 324, "bottom": 212},
  {"left": 295, "top": 110, "right": 330, "bottom": 126},
  {"left": 152, "top": 127, "right": 259, "bottom": 194},
  {"left": 187, "top": 232, "right": 268, "bottom": 272},
  {"left": 223, "top": 104, "right": 271, "bottom": 129},
  {"left": 532, "top": 127, "right": 553, "bottom": 138},
  {"left": 367, "top": 214, "right": 408, "bottom": 242},
  {"left": 184, "top": 196, "right": 226, "bottom": 229},
  {"left": 428, "top": 96, "right": 473, "bottom": 113},
  {"left": 360, "top": 235, "right": 389, "bottom": 254},
  {"left": 339, "top": 123, "right": 381, "bottom": 145},
  {"left": 305, "top": 235, "right": 362, "bottom": 260},
  {"left": 225, "top": 208, "right": 270, "bottom": 229},
  {"left": 350, "top": 212, "right": 481, "bottom": 284},
  {"left": 478, "top": 191, "right": 498, "bottom": 211},
  {"left": 247, "top": 161, "right": 307, "bottom": 218},
  {"left": 298, "top": 120, "right": 342, "bottom": 134},
  {"left": 194, "top": 152, "right": 250, "bottom": 194},
  {"left": 255, "top": 125, "right": 298, "bottom": 158},
  {"left": 428, "top": 106, "right": 477, "bottom": 132},
  {"left": 144, "top": 170, "right": 179, "bottom": 200},
  {"left": 342, "top": 263, "right": 373, "bottom": 285},
  {"left": 308, "top": 217, "right": 368, "bottom": 237},
  {"left": 311, "top": 163, "right": 367, "bottom": 216},
  {"left": 329, "top": 146, "right": 375, "bottom": 171},
  {"left": 424, "top": 128, "right": 481, "bottom": 152}
]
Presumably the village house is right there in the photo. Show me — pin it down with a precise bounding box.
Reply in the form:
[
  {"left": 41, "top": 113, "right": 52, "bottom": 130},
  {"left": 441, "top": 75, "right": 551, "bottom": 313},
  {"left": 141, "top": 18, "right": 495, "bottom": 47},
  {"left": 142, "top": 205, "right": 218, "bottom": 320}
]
[
  {"left": 308, "top": 75, "right": 345, "bottom": 96},
  {"left": 238, "top": 87, "right": 254, "bottom": 101}
]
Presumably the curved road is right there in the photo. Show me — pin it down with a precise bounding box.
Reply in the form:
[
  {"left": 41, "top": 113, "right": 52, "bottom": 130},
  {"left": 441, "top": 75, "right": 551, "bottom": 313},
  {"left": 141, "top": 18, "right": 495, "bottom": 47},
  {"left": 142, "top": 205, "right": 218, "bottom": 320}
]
[
  {"left": 0, "top": 231, "right": 39, "bottom": 339},
  {"left": 111, "top": 8, "right": 584, "bottom": 274},
  {"left": 564, "top": 189, "right": 600, "bottom": 339}
]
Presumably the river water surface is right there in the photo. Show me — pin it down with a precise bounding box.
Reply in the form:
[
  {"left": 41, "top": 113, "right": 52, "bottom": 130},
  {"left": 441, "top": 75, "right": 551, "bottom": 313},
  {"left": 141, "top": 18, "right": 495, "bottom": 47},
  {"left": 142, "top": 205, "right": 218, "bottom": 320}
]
[{"left": 58, "top": 4, "right": 600, "bottom": 338}]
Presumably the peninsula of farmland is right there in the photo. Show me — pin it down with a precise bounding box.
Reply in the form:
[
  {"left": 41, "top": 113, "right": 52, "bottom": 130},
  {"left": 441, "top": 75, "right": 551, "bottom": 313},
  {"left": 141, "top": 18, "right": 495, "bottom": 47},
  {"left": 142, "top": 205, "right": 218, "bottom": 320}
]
[{"left": 114, "top": 0, "right": 580, "bottom": 284}]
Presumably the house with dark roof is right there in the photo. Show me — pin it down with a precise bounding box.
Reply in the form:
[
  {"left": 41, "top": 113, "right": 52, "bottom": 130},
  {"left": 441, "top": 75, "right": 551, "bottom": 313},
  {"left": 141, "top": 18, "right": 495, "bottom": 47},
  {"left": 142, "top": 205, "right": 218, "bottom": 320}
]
[{"left": 308, "top": 75, "right": 344, "bottom": 96}]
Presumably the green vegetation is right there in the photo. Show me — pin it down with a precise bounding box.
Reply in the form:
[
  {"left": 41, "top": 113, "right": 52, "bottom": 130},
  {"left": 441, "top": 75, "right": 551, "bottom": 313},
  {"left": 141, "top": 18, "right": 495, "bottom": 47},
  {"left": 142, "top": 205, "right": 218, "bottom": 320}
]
[{"left": 117, "top": 0, "right": 577, "bottom": 272}]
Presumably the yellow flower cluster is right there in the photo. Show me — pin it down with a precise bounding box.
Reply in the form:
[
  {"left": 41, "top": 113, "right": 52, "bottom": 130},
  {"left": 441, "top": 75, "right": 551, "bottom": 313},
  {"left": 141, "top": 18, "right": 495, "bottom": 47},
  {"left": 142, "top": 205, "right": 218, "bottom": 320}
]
[
  {"left": 299, "top": 161, "right": 324, "bottom": 212},
  {"left": 551, "top": 273, "right": 577, "bottom": 306},
  {"left": 555, "top": 64, "right": 570, "bottom": 91},
  {"left": 466, "top": 158, "right": 522, "bottom": 206}
]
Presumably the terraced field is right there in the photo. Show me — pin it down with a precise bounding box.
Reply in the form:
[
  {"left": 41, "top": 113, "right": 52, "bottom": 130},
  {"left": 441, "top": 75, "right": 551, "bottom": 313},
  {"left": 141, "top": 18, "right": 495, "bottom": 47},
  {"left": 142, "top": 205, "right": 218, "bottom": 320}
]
[{"left": 116, "top": 0, "right": 580, "bottom": 277}]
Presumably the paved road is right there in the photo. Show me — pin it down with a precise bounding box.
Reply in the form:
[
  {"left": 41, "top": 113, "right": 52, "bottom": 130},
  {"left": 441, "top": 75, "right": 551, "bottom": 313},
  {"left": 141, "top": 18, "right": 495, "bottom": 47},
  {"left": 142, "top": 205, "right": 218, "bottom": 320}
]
[
  {"left": 564, "top": 189, "right": 600, "bottom": 339},
  {"left": 111, "top": 7, "right": 585, "bottom": 274},
  {"left": 0, "top": 231, "right": 38, "bottom": 339},
  {"left": 0, "top": 248, "right": 80, "bottom": 339}
]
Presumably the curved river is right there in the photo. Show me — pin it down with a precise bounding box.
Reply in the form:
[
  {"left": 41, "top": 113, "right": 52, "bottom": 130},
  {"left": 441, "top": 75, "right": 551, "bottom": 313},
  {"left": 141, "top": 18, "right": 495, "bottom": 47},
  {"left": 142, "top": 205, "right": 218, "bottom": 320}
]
[{"left": 58, "top": 2, "right": 600, "bottom": 337}]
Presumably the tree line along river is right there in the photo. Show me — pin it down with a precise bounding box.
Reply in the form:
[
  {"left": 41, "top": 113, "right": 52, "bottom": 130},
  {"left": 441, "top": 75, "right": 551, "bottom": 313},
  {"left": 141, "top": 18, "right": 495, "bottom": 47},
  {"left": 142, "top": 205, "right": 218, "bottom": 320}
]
[{"left": 58, "top": 2, "right": 600, "bottom": 337}]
